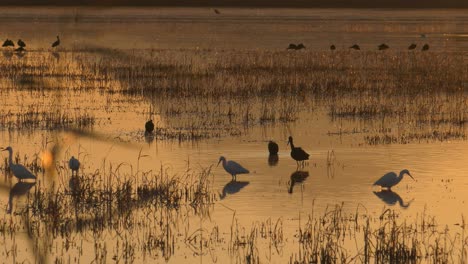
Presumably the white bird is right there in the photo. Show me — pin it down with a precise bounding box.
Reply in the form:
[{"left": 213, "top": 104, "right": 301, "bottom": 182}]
[
  {"left": 217, "top": 156, "right": 249, "bottom": 181},
  {"left": 1, "top": 146, "right": 36, "bottom": 181},
  {"left": 373, "top": 169, "right": 415, "bottom": 190},
  {"left": 69, "top": 156, "right": 80, "bottom": 176}
]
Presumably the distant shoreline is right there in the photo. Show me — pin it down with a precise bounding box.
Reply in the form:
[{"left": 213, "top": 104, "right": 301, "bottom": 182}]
[{"left": 0, "top": 0, "right": 467, "bottom": 9}]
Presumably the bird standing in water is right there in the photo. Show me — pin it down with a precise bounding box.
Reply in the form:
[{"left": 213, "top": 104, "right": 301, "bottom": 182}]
[
  {"left": 1, "top": 146, "right": 36, "bottom": 181},
  {"left": 287, "top": 136, "right": 309, "bottom": 167},
  {"left": 52, "top": 35, "right": 60, "bottom": 48},
  {"left": 69, "top": 156, "right": 80, "bottom": 176},
  {"left": 373, "top": 169, "right": 415, "bottom": 190},
  {"left": 145, "top": 120, "right": 155, "bottom": 134},
  {"left": 217, "top": 156, "right": 249, "bottom": 181}
]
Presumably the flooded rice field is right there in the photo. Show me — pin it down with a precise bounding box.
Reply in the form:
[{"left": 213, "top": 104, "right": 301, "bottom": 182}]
[{"left": 0, "top": 7, "right": 467, "bottom": 263}]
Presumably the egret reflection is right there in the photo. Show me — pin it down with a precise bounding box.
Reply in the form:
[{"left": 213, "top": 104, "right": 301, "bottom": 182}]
[
  {"left": 7, "top": 181, "right": 36, "bottom": 214},
  {"left": 268, "top": 154, "right": 279, "bottom": 166},
  {"left": 219, "top": 181, "right": 249, "bottom": 200},
  {"left": 373, "top": 190, "right": 413, "bottom": 209},
  {"left": 288, "top": 170, "right": 309, "bottom": 194}
]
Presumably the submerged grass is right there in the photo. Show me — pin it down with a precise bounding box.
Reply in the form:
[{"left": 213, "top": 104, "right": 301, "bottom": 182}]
[{"left": 1, "top": 49, "right": 466, "bottom": 143}]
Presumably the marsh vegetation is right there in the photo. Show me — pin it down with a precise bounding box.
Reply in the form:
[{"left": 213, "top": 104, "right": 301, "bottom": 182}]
[{"left": 0, "top": 7, "right": 467, "bottom": 263}]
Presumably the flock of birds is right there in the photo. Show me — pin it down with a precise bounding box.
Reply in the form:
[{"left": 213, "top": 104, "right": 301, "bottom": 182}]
[
  {"left": 2, "top": 35, "right": 60, "bottom": 52},
  {"left": 0, "top": 120, "right": 414, "bottom": 202},
  {"left": 211, "top": 135, "right": 414, "bottom": 190},
  {"left": 288, "top": 43, "right": 430, "bottom": 51}
]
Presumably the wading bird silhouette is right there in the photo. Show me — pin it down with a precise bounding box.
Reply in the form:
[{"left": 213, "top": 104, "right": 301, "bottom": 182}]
[
  {"left": 2, "top": 39, "right": 14, "bottom": 47},
  {"left": 17, "top": 39, "right": 26, "bottom": 48},
  {"left": 145, "top": 120, "right": 155, "bottom": 134},
  {"left": 52, "top": 35, "right": 60, "bottom": 48},
  {"left": 69, "top": 156, "right": 80, "bottom": 176},
  {"left": 217, "top": 156, "right": 249, "bottom": 181},
  {"left": 1, "top": 147, "right": 36, "bottom": 181},
  {"left": 373, "top": 169, "right": 415, "bottom": 190},
  {"left": 422, "top": 44, "right": 429, "bottom": 51},
  {"left": 288, "top": 136, "right": 309, "bottom": 167}
]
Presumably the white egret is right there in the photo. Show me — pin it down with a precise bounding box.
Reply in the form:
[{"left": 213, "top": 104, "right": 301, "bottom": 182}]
[
  {"left": 268, "top": 141, "right": 279, "bottom": 155},
  {"left": 287, "top": 136, "right": 309, "bottom": 167},
  {"left": 373, "top": 169, "right": 414, "bottom": 190},
  {"left": 52, "top": 35, "right": 60, "bottom": 48},
  {"left": 217, "top": 156, "right": 249, "bottom": 181},
  {"left": 1, "top": 146, "right": 36, "bottom": 181},
  {"left": 69, "top": 156, "right": 80, "bottom": 176}
]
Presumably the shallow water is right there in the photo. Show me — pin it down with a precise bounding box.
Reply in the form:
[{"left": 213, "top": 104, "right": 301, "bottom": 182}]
[
  {"left": 0, "top": 7, "right": 467, "bottom": 51},
  {"left": 0, "top": 7, "right": 467, "bottom": 263}
]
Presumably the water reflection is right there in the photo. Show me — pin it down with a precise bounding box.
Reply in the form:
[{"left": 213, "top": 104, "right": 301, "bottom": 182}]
[
  {"left": 268, "top": 154, "right": 279, "bottom": 167},
  {"left": 2, "top": 51, "right": 13, "bottom": 59},
  {"left": 288, "top": 171, "right": 309, "bottom": 194},
  {"left": 52, "top": 52, "right": 60, "bottom": 61},
  {"left": 144, "top": 131, "right": 155, "bottom": 145},
  {"left": 373, "top": 190, "right": 413, "bottom": 209},
  {"left": 7, "top": 181, "right": 36, "bottom": 214},
  {"left": 219, "top": 181, "right": 249, "bottom": 200}
]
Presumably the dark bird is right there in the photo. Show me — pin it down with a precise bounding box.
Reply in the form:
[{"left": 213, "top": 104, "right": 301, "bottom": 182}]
[
  {"left": 296, "top": 43, "right": 306, "bottom": 49},
  {"left": 408, "top": 43, "right": 417, "bottom": 50},
  {"left": 330, "top": 44, "right": 336, "bottom": 50},
  {"left": 145, "top": 120, "right": 155, "bottom": 134},
  {"left": 287, "top": 43, "right": 298, "bottom": 50},
  {"left": 15, "top": 46, "right": 25, "bottom": 52},
  {"left": 422, "top": 44, "right": 429, "bottom": 51},
  {"left": 288, "top": 170, "right": 309, "bottom": 194},
  {"left": 213, "top": 9, "right": 221, "bottom": 15},
  {"left": 2, "top": 39, "right": 14, "bottom": 47},
  {"left": 287, "top": 136, "right": 309, "bottom": 167},
  {"left": 378, "top": 43, "right": 389, "bottom": 50},
  {"left": 52, "top": 35, "right": 60, "bottom": 48},
  {"left": 349, "top": 44, "right": 360, "bottom": 50},
  {"left": 268, "top": 141, "right": 279, "bottom": 155},
  {"left": 17, "top": 39, "right": 26, "bottom": 48}
]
